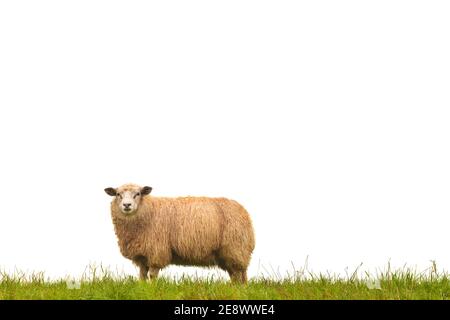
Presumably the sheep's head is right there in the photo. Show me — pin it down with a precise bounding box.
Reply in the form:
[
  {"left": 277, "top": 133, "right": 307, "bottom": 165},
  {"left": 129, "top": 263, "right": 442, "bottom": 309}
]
[{"left": 104, "top": 184, "right": 152, "bottom": 215}]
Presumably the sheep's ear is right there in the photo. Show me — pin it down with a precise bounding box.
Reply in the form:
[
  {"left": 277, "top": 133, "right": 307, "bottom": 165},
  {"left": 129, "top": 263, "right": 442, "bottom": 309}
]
[
  {"left": 141, "top": 186, "right": 152, "bottom": 196},
  {"left": 104, "top": 187, "right": 117, "bottom": 196}
]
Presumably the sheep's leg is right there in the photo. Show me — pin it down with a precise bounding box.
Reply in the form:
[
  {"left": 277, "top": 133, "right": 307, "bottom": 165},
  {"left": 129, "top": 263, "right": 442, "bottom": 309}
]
[
  {"left": 149, "top": 266, "right": 160, "bottom": 280},
  {"left": 139, "top": 265, "right": 149, "bottom": 280},
  {"left": 229, "top": 270, "right": 247, "bottom": 284},
  {"left": 215, "top": 251, "right": 249, "bottom": 284},
  {"left": 133, "top": 256, "right": 149, "bottom": 280},
  {"left": 239, "top": 271, "right": 248, "bottom": 283}
]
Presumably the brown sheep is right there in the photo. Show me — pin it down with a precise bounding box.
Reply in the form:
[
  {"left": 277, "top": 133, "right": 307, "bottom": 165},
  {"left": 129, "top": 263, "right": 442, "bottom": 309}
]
[{"left": 104, "top": 183, "right": 255, "bottom": 283}]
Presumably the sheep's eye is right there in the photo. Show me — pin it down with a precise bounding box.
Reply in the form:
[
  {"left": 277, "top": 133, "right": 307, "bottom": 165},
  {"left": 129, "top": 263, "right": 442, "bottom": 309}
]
[
  {"left": 134, "top": 193, "right": 140, "bottom": 198},
  {"left": 117, "top": 194, "right": 122, "bottom": 198}
]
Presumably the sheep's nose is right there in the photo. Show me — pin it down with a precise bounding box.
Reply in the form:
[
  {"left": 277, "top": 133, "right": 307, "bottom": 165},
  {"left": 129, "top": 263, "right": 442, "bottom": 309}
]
[{"left": 123, "top": 203, "right": 132, "bottom": 209}]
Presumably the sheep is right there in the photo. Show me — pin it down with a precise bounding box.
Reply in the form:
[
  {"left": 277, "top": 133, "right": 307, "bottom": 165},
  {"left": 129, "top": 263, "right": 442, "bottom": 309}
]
[{"left": 104, "top": 183, "right": 255, "bottom": 283}]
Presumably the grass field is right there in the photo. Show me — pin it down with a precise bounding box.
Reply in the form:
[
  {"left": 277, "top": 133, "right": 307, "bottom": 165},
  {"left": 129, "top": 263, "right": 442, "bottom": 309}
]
[{"left": 1, "top": 263, "right": 448, "bottom": 300}]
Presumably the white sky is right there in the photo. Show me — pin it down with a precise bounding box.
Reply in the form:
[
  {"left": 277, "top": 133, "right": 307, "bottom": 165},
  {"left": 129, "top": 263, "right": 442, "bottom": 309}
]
[{"left": 1, "top": 1, "right": 449, "bottom": 280}]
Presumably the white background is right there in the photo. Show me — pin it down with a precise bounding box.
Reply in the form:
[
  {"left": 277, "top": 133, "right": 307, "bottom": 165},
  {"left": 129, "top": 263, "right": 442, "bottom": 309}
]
[{"left": 1, "top": 1, "right": 449, "bottom": 280}]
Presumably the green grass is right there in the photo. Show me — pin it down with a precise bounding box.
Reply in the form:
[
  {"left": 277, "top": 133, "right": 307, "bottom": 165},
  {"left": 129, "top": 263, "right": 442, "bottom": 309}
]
[{"left": 1, "top": 263, "right": 449, "bottom": 300}]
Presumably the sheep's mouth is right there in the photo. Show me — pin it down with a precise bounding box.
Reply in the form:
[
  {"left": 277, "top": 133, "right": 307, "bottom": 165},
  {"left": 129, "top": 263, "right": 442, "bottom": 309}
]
[{"left": 123, "top": 208, "right": 132, "bottom": 213}]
